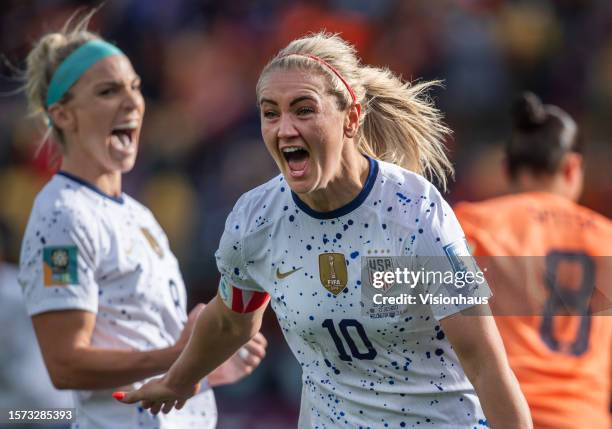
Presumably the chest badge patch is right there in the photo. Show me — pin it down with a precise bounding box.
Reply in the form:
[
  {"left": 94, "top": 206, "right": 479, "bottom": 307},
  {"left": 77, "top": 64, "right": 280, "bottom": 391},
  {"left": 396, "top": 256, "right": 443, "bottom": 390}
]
[
  {"left": 141, "top": 227, "right": 164, "bottom": 258},
  {"left": 43, "top": 246, "right": 78, "bottom": 286},
  {"left": 319, "top": 252, "right": 348, "bottom": 295}
]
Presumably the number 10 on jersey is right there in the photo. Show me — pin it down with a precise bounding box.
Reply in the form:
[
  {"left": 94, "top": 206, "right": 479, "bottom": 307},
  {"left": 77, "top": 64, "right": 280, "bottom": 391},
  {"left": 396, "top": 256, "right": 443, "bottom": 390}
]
[{"left": 322, "top": 319, "right": 377, "bottom": 361}]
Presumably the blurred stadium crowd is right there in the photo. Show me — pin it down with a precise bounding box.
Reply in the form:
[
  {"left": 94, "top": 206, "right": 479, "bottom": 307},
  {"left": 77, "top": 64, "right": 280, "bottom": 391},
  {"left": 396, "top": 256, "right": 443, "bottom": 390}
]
[{"left": 1, "top": 0, "right": 611, "bottom": 427}]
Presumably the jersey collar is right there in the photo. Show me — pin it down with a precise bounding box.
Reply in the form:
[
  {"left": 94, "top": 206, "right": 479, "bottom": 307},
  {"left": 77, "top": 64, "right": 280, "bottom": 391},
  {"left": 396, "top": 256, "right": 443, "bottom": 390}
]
[
  {"left": 57, "top": 171, "right": 125, "bottom": 204},
  {"left": 291, "top": 156, "right": 378, "bottom": 220}
]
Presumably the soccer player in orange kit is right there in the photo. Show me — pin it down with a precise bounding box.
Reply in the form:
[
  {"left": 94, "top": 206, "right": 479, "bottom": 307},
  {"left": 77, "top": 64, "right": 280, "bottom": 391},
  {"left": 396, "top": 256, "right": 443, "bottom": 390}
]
[{"left": 455, "top": 92, "right": 612, "bottom": 429}]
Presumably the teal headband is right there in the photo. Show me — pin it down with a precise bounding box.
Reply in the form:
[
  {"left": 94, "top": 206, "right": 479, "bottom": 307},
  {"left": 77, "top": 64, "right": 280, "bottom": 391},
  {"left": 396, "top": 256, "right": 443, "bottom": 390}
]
[{"left": 46, "top": 39, "right": 123, "bottom": 107}]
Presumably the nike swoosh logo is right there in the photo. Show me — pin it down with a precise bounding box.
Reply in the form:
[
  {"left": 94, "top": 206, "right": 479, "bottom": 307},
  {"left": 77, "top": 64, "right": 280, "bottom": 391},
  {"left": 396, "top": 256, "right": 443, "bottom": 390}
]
[{"left": 276, "top": 267, "right": 303, "bottom": 279}]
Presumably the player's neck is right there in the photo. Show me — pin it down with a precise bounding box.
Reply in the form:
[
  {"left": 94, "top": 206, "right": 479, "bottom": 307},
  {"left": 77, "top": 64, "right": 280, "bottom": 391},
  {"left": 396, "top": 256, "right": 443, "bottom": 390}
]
[
  {"left": 300, "top": 150, "right": 369, "bottom": 212},
  {"left": 511, "top": 176, "right": 576, "bottom": 202},
  {"left": 60, "top": 157, "right": 122, "bottom": 198}
]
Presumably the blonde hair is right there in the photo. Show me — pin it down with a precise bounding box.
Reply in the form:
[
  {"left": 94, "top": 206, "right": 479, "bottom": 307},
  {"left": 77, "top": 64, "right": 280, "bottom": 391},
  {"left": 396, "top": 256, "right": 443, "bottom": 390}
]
[
  {"left": 256, "top": 32, "right": 454, "bottom": 190},
  {"left": 24, "top": 9, "right": 100, "bottom": 146}
]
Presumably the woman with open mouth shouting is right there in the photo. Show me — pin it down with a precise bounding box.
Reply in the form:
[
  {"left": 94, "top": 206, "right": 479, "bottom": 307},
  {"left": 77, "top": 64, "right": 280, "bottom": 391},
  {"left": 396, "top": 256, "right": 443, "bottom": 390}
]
[
  {"left": 117, "top": 32, "right": 531, "bottom": 429},
  {"left": 17, "top": 10, "right": 267, "bottom": 429}
]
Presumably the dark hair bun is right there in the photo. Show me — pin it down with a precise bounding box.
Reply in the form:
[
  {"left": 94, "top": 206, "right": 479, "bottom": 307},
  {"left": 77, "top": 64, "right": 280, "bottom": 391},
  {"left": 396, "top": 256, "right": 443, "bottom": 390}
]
[{"left": 513, "top": 91, "right": 547, "bottom": 130}]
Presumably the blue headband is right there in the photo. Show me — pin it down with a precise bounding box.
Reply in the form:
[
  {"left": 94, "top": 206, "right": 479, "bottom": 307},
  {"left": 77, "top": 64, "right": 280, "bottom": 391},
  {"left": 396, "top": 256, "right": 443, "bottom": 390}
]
[{"left": 46, "top": 39, "right": 123, "bottom": 107}]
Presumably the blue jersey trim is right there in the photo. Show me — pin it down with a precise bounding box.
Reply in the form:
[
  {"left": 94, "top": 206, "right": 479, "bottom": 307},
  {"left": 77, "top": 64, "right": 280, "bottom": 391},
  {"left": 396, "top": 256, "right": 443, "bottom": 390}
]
[
  {"left": 291, "top": 156, "right": 378, "bottom": 219},
  {"left": 57, "top": 171, "right": 125, "bottom": 204}
]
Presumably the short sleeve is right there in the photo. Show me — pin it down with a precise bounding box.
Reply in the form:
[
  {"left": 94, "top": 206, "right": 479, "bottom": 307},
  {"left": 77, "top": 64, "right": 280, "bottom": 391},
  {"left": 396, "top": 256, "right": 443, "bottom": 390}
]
[
  {"left": 18, "top": 206, "right": 99, "bottom": 316},
  {"left": 415, "top": 193, "right": 491, "bottom": 320},
  {"left": 214, "top": 211, "right": 264, "bottom": 293}
]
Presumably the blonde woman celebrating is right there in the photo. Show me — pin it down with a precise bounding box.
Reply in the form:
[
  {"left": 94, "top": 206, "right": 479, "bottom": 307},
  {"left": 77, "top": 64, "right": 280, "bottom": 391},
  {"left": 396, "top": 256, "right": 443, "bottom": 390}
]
[
  {"left": 18, "top": 13, "right": 266, "bottom": 429},
  {"left": 119, "top": 33, "right": 531, "bottom": 429}
]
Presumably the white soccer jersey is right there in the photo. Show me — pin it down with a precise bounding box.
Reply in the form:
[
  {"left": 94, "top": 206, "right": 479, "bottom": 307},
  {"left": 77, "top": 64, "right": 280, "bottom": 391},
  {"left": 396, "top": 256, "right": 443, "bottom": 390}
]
[
  {"left": 216, "top": 158, "right": 490, "bottom": 428},
  {"left": 18, "top": 172, "right": 216, "bottom": 429}
]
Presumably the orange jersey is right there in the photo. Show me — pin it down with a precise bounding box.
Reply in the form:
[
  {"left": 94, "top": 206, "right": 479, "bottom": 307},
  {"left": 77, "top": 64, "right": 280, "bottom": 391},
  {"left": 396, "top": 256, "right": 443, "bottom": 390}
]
[{"left": 455, "top": 192, "right": 612, "bottom": 429}]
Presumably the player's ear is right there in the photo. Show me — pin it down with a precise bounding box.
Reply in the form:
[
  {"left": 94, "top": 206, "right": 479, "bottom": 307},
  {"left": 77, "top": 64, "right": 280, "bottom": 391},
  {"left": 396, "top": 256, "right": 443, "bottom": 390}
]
[
  {"left": 344, "top": 103, "right": 361, "bottom": 139},
  {"left": 48, "top": 103, "right": 76, "bottom": 133},
  {"left": 561, "top": 152, "right": 582, "bottom": 182},
  {"left": 560, "top": 152, "right": 583, "bottom": 201}
]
